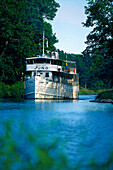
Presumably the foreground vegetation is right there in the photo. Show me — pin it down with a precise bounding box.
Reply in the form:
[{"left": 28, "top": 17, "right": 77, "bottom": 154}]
[
  {"left": 0, "top": 81, "right": 24, "bottom": 98},
  {"left": 0, "top": 121, "right": 113, "bottom": 170}
]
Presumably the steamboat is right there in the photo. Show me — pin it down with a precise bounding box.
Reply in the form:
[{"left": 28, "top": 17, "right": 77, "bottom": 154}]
[{"left": 24, "top": 33, "right": 79, "bottom": 99}]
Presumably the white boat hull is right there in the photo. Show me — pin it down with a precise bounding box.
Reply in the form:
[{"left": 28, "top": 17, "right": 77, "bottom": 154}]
[{"left": 24, "top": 76, "right": 79, "bottom": 99}]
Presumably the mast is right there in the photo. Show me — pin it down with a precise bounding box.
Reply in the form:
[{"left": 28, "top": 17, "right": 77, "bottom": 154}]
[{"left": 43, "top": 30, "right": 45, "bottom": 57}]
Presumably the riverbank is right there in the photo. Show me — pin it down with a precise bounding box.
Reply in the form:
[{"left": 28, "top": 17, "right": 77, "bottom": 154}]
[
  {"left": 79, "top": 87, "right": 97, "bottom": 95},
  {"left": 0, "top": 81, "right": 24, "bottom": 98},
  {"left": 0, "top": 83, "right": 97, "bottom": 98},
  {"left": 0, "top": 81, "right": 112, "bottom": 102},
  {"left": 91, "top": 89, "right": 113, "bottom": 103},
  {"left": 79, "top": 87, "right": 104, "bottom": 95}
]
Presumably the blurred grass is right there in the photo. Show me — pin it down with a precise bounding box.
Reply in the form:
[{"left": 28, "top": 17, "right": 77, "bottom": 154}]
[
  {"left": 79, "top": 87, "right": 113, "bottom": 96},
  {"left": 0, "top": 121, "right": 69, "bottom": 170},
  {"left": 0, "top": 121, "right": 113, "bottom": 170},
  {"left": 79, "top": 87, "right": 97, "bottom": 95}
]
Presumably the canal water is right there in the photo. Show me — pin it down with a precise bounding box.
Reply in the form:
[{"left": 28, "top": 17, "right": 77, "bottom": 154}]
[{"left": 0, "top": 95, "right": 113, "bottom": 169}]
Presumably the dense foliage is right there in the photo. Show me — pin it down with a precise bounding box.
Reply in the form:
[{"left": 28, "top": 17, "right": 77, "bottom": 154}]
[
  {"left": 82, "top": 0, "right": 113, "bottom": 89},
  {"left": 0, "top": 0, "right": 59, "bottom": 84},
  {"left": 58, "top": 49, "right": 112, "bottom": 90},
  {"left": 83, "top": 0, "right": 113, "bottom": 57},
  {"left": 0, "top": 81, "right": 24, "bottom": 98},
  {"left": 58, "top": 1, "right": 113, "bottom": 90},
  {"left": 96, "top": 89, "right": 113, "bottom": 100},
  {"left": 0, "top": 0, "right": 113, "bottom": 93}
]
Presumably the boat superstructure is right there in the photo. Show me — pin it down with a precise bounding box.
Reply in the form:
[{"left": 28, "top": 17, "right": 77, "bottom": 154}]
[{"left": 24, "top": 52, "right": 79, "bottom": 99}]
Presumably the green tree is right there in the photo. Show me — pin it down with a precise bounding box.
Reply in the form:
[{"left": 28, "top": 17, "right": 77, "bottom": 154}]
[
  {"left": 83, "top": 0, "right": 113, "bottom": 88},
  {"left": 83, "top": 0, "right": 113, "bottom": 57},
  {"left": 0, "top": 0, "right": 60, "bottom": 84}
]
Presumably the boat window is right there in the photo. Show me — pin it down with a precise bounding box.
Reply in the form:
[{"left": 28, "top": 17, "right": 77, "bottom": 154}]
[
  {"left": 25, "top": 71, "right": 32, "bottom": 79},
  {"left": 31, "top": 60, "right": 33, "bottom": 64},
  {"left": 51, "top": 60, "right": 62, "bottom": 66},
  {"left": 46, "top": 59, "right": 50, "bottom": 64},
  {"left": 51, "top": 60, "right": 57, "bottom": 65},
  {"left": 35, "top": 59, "right": 50, "bottom": 64},
  {"left": 25, "top": 71, "right": 31, "bottom": 75},
  {"left": 26, "top": 60, "right": 29, "bottom": 64},
  {"left": 37, "top": 72, "right": 40, "bottom": 76},
  {"left": 45, "top": 73, "right": 49, "bottom": 77},
  {"left": 51, "top": 60, "right": 54, "bottom": 65},
  {"left": 26, "top": 59, "right": 34, "bottom": 64},
  {"left": 34, "top": 59, "right": 37, "bottom": 63},
  {"left": 26, "top": 58, "right": 62, "bottom": 66},
  {"left": 68, "top": 74, "right": 73, "bottom": 79},
  {"left": 58, "top": 61, "right": 62, "bottom": 66}
]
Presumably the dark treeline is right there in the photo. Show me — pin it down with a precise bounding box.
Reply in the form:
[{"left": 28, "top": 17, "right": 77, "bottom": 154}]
[
  {"left": 81, "top": 0, "right": 113, "bottom": 90},
  {"left": 0, "top": 0, "right": 113, "bottom": 91},
  {"left": 58, "top": 50, "right": 112, "bottom": 91}
]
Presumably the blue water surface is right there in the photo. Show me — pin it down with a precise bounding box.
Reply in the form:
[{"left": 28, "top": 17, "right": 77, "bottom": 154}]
[{"left": 0, "top": 95, "right": 113, "bottom": 169}]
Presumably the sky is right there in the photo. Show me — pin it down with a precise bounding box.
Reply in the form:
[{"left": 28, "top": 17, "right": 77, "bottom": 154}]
[{"left": 50, "top": 0, "right": 92, "bottom": 54}]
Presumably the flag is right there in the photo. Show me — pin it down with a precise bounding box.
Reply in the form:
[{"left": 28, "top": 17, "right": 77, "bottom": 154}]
[
  {"left": 66, "top": 61, "right": 68, "bottom": 68},
  {"left": 25, "top": 61, "right": 28, "bottom": 65},
  {"left": 39, "top": 41, "right": 41, "bottom": 48},
  {"left": 65, "top": 55, "right": 68, "bottom": 68}
]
